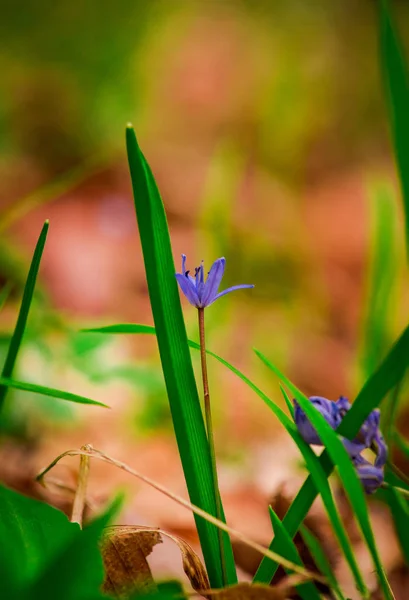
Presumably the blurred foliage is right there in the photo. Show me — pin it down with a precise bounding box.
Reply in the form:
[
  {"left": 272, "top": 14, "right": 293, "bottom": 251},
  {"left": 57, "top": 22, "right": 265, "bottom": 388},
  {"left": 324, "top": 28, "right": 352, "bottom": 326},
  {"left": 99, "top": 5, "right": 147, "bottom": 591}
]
[{"left": 1, "top": 0, "right": 409, "bottom": 181}]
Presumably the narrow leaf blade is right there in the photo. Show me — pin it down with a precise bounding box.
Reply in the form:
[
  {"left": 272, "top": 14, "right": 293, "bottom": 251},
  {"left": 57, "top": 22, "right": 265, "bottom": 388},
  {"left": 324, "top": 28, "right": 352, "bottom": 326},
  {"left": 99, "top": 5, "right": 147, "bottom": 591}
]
[
  {"left": 86, "top": 323, "right": 364, "bottom": 592},
  {"left": 379, "top": 0, "right": 409, "bottom": 258},
  {"left": 268, "top": 507, "right": 321, "bottom": 600},
  {"left": 0, "top": 377, "right": 108, "bottom": 407},
  {"left": 125, "top": 126, "right": 236, "bottom": 586},
  {"left": 0, "top": 221, "right": 49, "bottom": 411},
  {"left": 300, "top": 525, "right": 346, "bottom": 600},
  {"left": 255, "top": 349, "right": 392, "bottom": 599}
]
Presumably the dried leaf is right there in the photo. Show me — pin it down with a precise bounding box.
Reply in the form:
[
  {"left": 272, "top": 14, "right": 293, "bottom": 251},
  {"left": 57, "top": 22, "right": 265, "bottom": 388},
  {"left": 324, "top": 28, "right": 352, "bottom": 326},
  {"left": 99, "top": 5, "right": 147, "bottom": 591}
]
[
  {"left": 37, "top": 447, "right": 323, "bottom": 583},
  {"left": 101, "top": 526, "right": 161, "bottom": 597},
  {"left": 205, "top": 582, "right": 289, "bottom": 599},
  {"left": 102, "top": 525, "right": 210, "bottom": 598}
]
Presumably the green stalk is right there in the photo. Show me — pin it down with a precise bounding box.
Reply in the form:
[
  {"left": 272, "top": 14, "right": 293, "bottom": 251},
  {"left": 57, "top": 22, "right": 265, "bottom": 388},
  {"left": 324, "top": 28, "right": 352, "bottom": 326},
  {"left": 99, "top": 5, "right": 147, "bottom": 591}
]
[
  {"left": 0, "top": 221, "right": 49, "bottom": 413},
  {"left": 198, "top": 307, "right": 227, "bottom": 587}
]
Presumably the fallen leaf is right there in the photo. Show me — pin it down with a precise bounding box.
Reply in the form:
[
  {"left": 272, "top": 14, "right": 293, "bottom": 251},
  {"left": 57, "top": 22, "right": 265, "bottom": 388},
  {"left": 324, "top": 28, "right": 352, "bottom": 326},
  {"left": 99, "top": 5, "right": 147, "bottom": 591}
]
[
  {"left": 101, "top": 525, "right": 210, "bottom": 598},
  {"left": 101, "top": 526, "right": 161, "bottom": 597}
]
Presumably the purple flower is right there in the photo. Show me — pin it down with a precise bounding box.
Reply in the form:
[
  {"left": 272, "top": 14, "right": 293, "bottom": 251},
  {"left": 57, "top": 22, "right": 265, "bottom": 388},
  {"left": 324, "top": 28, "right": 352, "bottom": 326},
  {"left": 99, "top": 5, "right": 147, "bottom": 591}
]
[
  {"left": 294, "top": 396, "right": 342, "bottom": 445},
  {"left": 294, "top": 394, "right": 387, "bottom": 494},
  {"left": 175, "top": 255, "right": 254, "bottom": 308},
  {"left": 353, "top": 455, "right": 384, "bottom": 494}
]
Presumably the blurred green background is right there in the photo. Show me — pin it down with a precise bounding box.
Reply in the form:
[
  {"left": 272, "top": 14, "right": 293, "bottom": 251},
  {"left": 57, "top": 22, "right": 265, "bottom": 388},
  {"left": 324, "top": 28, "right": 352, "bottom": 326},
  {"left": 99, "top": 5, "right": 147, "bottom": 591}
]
[{"left": 1, "top": 0, "right": 409, "bottom": 485}]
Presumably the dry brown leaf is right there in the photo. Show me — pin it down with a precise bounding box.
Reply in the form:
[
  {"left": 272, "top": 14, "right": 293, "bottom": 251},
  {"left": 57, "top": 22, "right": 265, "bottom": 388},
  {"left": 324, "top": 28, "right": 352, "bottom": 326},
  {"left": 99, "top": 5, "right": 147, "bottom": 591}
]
[
  {"left": 102, "top": 525, "right": 210, "bottom": 598},
  {"left": 204, "top": 582, "right": 289, "bottom": 599},
  {"left": 101, "top": 526, "right": 161, "bottom": 597},
  {"left": 36, "top": 446, "right": 324, "bottom": 584}
]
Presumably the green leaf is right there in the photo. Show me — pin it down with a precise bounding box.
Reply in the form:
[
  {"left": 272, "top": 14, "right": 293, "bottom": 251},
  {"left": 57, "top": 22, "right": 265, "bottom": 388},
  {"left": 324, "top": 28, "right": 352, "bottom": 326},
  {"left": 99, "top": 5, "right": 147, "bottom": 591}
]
[
  {"left": 341, "top": 324, "right": 409, "bottom": 440},
  {"left": 279, "top": 384, "right": 295, "bottom": 418},
  {"left": 379, "top": 0, "right": 409, "bottom": 258},
  {"left": 300, "top": 525, "right": 346, "bottom": 600},
  {"left": 85, "top": 323, "right": 364, "bottom": 593},
  {"left": 86, "top": 320, "right": 409, "bottom": 593},
  {"left": 0, "top": 376, "right": 108, "bottom": 407},
  {"left": 0, "top": 485, "right": 119, "bottom": 598},
  {"left": 26, "top": 497, "right": 121, "bottom": 600},
  {"left": 268, "top": 507, "right": 321, "bottom": 600},
  {"left": 0, "top": 221, "right": 49, "bottom": 412},
  {"left": 360, "top": 183, "right": 397, "bottom": 380},
  {"left": 125, "top": 126, "right": 236, "bottom": 587},
  {"left": 254, "top": 349, "right": 392, "bottom": 599},
  {"left": 384, "top": 487, "right": 409, "bottom": 564},
  {"left": 212, "top": 321, "right": 409, "bottom": 586}
]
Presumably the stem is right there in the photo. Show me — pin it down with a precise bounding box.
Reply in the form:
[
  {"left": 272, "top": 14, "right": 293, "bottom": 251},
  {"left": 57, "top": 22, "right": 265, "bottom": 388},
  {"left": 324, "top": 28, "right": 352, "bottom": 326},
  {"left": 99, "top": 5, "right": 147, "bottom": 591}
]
[
  {"left": 71, "top": 444, "right": 92, "bottom": 527},
  {"left": 198, "top": 308, "right": 227, "bottom": 587},
  {"left": 382, "top": 481, "right": 409, "bottom": 499},
  {"left": 36, "top": 446, "right": 324, "bottom": 582}
]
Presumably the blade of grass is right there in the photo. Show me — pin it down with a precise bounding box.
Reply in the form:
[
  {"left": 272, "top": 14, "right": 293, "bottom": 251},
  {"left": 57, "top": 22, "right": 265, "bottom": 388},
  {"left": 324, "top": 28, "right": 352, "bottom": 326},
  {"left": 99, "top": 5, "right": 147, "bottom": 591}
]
[
  {"left": 268, "top": 507, "right": 321, "bottom": 600},
  {"left": 37, "top": 446, "right": 326, "bottom": 583},
  {"left": 379, "top": 0, "right": 409, "bottom": 259},
  {"left": 300, "top": 525, "right": 346, "bottom": 600},
  {"left": 251, "top": 322, "right": 409, "bottom": 585},
  {"left": 360, "top": 183, "right": 397, "bottom": 380},
  {"left": 125, "top": 126, "right": 236, "bottom": 587},
  {"left": 0, "top": 221, "right": 49, "bottom": 413},
  {"left": 254, "top": 349, "right": 393, "bottom": 600},
  {"left": 383, "top": 486, "right": 409, "bottom": 564},
  {"left": 85, "top": 320, "right": 409, "bottom": 591},
  {"left": 84, "top": 323, "right": 365, "bottom": 594},
  {"left": 0, "top": 377, "right": 108, "bottom": 407},
  {"left": 280, "top": 384, "right": 295, "bottom": 419}
]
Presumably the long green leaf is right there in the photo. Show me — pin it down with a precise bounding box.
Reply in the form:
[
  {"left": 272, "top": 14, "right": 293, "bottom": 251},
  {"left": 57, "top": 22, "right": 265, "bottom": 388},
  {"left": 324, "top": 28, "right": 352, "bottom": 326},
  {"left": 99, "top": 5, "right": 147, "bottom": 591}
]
[
  {"left": 268, "top": 507, "right": 321, "bottom": 600},
  {"left": 125, "top": 126, "right": 236, "bottom": 587},
  {"left": 361, "top": 183, "right": 397, "bottom": 380},
  {"left": 384, "top": 487, "right": 409, "bottom": 564},
  {"left": 0, "top": 221, "right": 49, "bottom": 412},
  {"left": 85, "top": 323, "right": 365, "bottom": 594},
  {"left": 341, "top": 324, "right": 409, "bottom": 439},
  {"left": 85, "top": 321, "right": 408, "bottom": 590},
  {"left": 0, "top": 376, "right": 108, "bottom": 407},
  {"left": 279, "top": 384, "right": 294, "bottom": 418},
  {"left": 300, "top": 525, "right": 346, "bottom": 600},
  {"left": 379, "top": 0, "right": 409, "bottom": 258},
  {"left": 254, "top": 349, "right": 392, "bottom": 599},
  {"left": 244, "top": 324, "right": 409, "bottom": 585}
]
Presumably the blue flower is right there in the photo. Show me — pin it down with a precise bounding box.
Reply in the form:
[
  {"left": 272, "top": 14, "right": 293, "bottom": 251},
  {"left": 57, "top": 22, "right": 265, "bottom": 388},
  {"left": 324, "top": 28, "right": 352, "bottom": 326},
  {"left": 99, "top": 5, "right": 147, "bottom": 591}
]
[
  {"left": 294, "top": 394, "right": 387, "bottom": 494},
  {"left": 353, "top": 455, "right": 385, "bottom": 495},
  {"left": 294, "top": 396, "right": 342, "bottom": 445},
  {"left": 175, "top": 254, "right": 254, "bottom": 308}
]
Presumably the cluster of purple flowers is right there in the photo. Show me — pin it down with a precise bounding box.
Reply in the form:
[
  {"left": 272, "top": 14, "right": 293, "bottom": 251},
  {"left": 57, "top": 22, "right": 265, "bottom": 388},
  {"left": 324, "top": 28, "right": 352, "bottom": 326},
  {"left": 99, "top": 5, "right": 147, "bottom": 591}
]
[{"left": 294, "top": 395, "right": 387, "bottom": 494}]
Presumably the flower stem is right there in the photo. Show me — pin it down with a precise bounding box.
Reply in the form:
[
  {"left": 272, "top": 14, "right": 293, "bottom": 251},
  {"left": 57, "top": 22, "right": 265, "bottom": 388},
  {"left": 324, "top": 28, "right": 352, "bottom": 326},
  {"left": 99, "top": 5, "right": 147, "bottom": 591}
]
[
  {"left": 382, "top": 481, "right": 409, "bottom": 499},
  {"left": 71, "top": 444, "right": 92, "bottom": 527},
  {"left": 198, "top": 307, "right": 228, "bottom": 587}
]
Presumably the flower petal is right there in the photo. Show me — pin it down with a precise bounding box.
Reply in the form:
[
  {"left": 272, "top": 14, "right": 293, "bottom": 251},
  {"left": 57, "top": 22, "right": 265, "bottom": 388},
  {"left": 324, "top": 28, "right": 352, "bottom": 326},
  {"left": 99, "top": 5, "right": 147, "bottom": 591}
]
[
  {"left": 175, "top": 273, "right": 200, "bottom": 307},
  {"left": 294, "top": 396, "right": 340, "bottom": 445},
  {"left": 211, "top": 283, "right": 254, "bottom": 305},
  {"left": 374, "top": 432, "right": 388, "bottom": 468},
  {"left": 342, "top": 438, "right": 366, "bottom": 458},
  {"left": 294, "top": 402, "right": 323, "bottom": 445},
  {"left": 355, "top": 461, "right": 384, "bottom": 494},
  {"left": 201, "top": 258, "right": 226, "bottom": 307}
]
